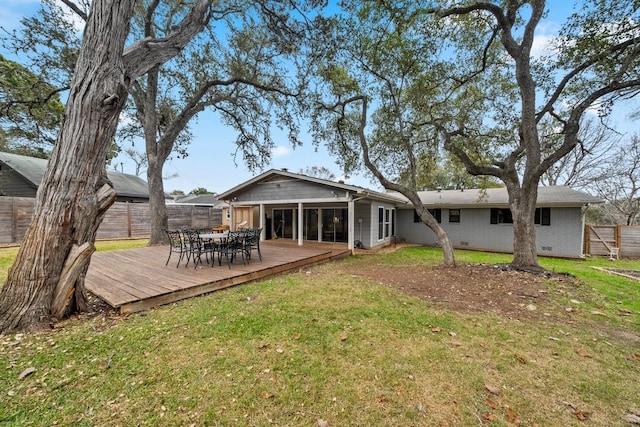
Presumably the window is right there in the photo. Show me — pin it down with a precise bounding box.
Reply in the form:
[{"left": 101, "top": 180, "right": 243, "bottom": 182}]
[
  {"left": 535, "top": 208, "right": 551, "bottom": 226},
  {"left": 449, "top": 209, "right": 460, "bottom": 223},
  {"left": 391, "top": 209, "right": 396, "bottom": 236},
  {"left": 414, "top": 209, "right": 442, "bottom": 223},
  {"left": 384, "top": 209, "right": 390, "bottom": 238},
  {"left": 490, "top": 208, "right": 513, "bottom": 224},
  {"left": 379, "top": 207, "right": 393, "bottom": 239}
]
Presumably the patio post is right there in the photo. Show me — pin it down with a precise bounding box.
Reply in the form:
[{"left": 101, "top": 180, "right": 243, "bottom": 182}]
[
  {"left": 348, "top": 198, "right": 355, "bottom": 252},
  {"left": 298, "top": 202, "right": 304, "bottom": 246}
]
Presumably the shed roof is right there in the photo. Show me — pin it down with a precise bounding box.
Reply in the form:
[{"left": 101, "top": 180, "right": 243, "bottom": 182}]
[
  {"left": 0, "top": 151, "right": 149, "bottom": 198},
  {"left": 392, "top": 186, "right": 603, "bottom": 208}
]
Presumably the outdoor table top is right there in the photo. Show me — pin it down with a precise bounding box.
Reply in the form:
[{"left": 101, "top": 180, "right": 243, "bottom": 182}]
[{"left": 199, "top": 232, "right": 229, "bottom": 240}]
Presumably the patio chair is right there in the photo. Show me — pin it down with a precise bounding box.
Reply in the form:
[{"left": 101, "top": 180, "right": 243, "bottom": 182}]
[
  {"left": 243, "top": 227, "right": 263, "bottom": 262},
  {"left": 165, "top": 229, "right": 188, "bottom": 267},
  {"left": 218, "top": 230, "right": 246, "bottom": 268},
  {"left": 609, "top": 247, "right": 619, "bottom": 260},
  {"left": 183, "top": 228, "right": 206, "bottom": 269}
]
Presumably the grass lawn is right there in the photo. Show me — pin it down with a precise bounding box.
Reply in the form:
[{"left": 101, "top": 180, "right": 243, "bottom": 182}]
[{"left": 0, "top": 245, "right": 638, "bottom": 426}]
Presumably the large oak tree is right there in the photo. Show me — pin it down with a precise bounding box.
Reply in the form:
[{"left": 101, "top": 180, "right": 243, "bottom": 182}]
[
  {"left": 0, "top": 0, "right": 216, "bottom": 334},
  {"left": 314, "top": 1, "right": 640, "bottom": 269}
]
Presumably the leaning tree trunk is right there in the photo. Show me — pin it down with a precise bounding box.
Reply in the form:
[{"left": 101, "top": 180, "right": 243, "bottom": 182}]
[
  {"left": 0, "top": 0, "right": 223, "bottom": 334},
  {"left": 0, "top": 0, "right": 135, "bottom": 333},
  {"left": 415, "top": 206, "right": 456, "bottom": 267}
]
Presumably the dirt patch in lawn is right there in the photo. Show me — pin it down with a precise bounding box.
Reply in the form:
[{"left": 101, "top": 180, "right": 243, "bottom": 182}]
[{"left": 347, "top": 262, "right": 583, "bottom": 323}]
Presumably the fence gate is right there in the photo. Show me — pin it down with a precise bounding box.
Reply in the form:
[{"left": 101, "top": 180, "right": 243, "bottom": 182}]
[{"left": 584, "top": 225, "right": 640, "bottom": 258}]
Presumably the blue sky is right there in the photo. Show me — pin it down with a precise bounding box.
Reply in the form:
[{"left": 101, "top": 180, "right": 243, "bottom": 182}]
[{"left": 1, "top": 1, "right": 636, "bottom": 194}]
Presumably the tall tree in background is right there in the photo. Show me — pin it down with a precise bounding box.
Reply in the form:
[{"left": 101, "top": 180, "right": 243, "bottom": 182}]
[
  {"left": 0, "top": 54, "right": 64, "bottom": 150},
  {"left": 538, "top": 118, "right": 617, "bottom": 189},
  {"left": 422, "top": 1, "right": 640, "bottom": 269},
  {"left": 593, "top": 134, "right": 640, "bottom": 225},
  {"left": 299, "top": 166, "right": 336, "bottom": 181},
  {"left": 0, "top": 0, "right": 216, "bottom": 334},
  {"left": 54, "top": 0, "right": 310, "bottom": 245},
  {"left": 310, "top": 3, "right": 485, "bottom": 266},
  {"left": 125, "top": 0, "right": 308, "bottom": 245}
]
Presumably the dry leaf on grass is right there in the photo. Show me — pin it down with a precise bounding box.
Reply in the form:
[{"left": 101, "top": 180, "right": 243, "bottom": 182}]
[
  {"left": 513, "top": 354, "right": 527, "bottom": 364},
  {"left": 317, "top": 419, "right": 330, "bottom": 427},
  {"left": 339, "top": 333, "right": 347, "bottom": 341},
  {"left": 262, "top": 392, "right": 274, "bottom": 399},
  {"left": 506, "top": 406, "right": 520, "bottom": 425},
  {"left": 575, "top": 349, "right": 592, "bottom": 358},
  {"left": 633, "top": 353, "right": 640, "bottom": 361},
  {"left": 485, "top": 398, "right": 499, "bottom": 409},
  {"left": 483, "top": 412, "right": 497, "bottom": 421},
  {"left": 573, "top": 409, "right": 590, "bottom": 421},
  {"left": 485, "top": 384, "right": 501, "bottom": 395},
  {"left": 18, "top": 367, "right": 36, "bottom": 380},
  {"left": 622, "top": 411, "right": 640, "bottom": 424}
]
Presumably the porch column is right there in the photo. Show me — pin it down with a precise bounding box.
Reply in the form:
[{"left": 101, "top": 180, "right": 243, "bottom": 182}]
[
  {"left": 229, "top": 204, "right": 235, "bottom": 231},
  {"left": 259, "top": 203, "right": 265, "bottom": 241},
  {"left": 298, "top": 202, "right": 304, "bottom": 246},
  {"left": 348, "top": 198, "right": 355, "bottom": 252}
]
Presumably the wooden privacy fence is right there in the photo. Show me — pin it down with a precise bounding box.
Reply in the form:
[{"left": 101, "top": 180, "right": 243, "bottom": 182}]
[
  {"left": 0, "top": 196, "right": 222, "bottom": 244},
  {"left": 584, "top": 225, "right": 640, "bottom": 258}
]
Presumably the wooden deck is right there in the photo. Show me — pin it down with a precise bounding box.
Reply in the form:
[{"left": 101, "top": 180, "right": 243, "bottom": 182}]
[{"left": 85, "top": 241, "right": 351, "bottom": 313}]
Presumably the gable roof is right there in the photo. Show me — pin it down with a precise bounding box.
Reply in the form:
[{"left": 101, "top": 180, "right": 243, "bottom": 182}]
[
  {"left": 392, "top": 186, "right": 602, "bottom": 208},
  {"left": 0, "top": 151, "right": 149, "bottom": 199},
  {"left": 168, "top": 194, "right": 227, "bottom": 207},
  {"left": 218, "top": 168, "right": 403, "bottom": 203}
]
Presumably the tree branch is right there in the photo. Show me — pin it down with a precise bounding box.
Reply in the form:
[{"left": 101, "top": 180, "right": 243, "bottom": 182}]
[{"left": 122, "top": 0, "right": 214, "bottom": 80}]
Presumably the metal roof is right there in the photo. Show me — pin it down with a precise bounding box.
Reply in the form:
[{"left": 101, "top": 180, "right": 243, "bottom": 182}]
[
  {"left": 0, "top": 151, "right": 149, "bottom": 198},
  {"left": 391, "top": 186, "right": 603, "bottom": 208}
]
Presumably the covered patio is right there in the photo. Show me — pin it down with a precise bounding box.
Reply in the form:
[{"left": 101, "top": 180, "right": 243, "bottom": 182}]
[{"left": 218, "top": 169, "right": 401, "bottom": 251}]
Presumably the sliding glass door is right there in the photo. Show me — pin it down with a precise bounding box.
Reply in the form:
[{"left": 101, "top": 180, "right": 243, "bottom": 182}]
[
  {"left": 272, "top": 209, "right": 293, "bottom": 239},
  {"left": 321, "top": 208, "right": 348, "bottom": 243}
]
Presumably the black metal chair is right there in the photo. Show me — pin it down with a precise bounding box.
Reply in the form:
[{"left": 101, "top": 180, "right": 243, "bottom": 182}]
[
  {"left": 243, "top": 227, "right": 263, "bottom": 262},
  {"left": 165, "top": 229, "right": 189, "bottom": 267},
  {"left": 183, "top": 228, "right": 206, "bottom": 269},
  {"left": 218, "top": 230, "right": 246, "bottom": 268}
]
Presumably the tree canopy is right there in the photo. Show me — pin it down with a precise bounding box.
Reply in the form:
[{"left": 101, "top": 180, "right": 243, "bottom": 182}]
[{"left": 310, "top": 0, "right": 640, "bottom": 269}]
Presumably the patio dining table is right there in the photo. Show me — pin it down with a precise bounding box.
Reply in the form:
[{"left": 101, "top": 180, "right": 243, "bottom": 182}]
[{"left": 199, "top": 232, "right": 229, "bottom": 241}]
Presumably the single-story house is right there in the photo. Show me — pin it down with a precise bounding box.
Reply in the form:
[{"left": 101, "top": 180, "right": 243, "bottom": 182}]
[
  {"left": 218, "top": 169, "right": 603, "bottom": 258},
  {"left": 0, "top": 151, "right": 150, "bottom": 203},
  {"left": 393, "top": 186, "right": 602, "bottom": 258}
]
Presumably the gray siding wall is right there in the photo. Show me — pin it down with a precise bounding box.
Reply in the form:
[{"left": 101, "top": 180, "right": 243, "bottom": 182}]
[
  {"left": 396, "top": 207, "right": 584, "bottom": 258},
  {"left": 238, "top": 178, "right": 343, "bottom": 202},
  {"left": 354, "top": 200, "right": 372, "bottom": 247},
  {"left": 0, "top": 168, "right": 37, "bottom": 197}
]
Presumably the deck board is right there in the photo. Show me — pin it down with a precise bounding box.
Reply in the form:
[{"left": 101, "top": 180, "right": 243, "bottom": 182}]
[{"left": 86, "top": 241, "right": 350, "bottom": 313}]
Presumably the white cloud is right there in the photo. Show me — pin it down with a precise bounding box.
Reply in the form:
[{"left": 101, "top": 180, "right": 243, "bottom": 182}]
[{"left": 271, "top": 145, "right": 290, "bottom": 158}]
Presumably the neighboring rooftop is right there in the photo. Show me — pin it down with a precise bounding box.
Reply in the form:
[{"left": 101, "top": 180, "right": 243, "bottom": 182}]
[{"left": 0, "top": 151, "right": 149, "bottom": 199}]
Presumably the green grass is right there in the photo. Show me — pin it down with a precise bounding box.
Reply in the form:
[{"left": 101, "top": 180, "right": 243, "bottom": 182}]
[{"left": 0, "top": 245, "right": 638, "bottom": 426}]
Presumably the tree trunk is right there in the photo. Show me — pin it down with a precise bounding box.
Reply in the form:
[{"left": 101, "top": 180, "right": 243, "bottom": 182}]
[
  {"left": 148, "top": 155, "right": 170, "bottom": 245},
  {"left": 0, "top": 0, "right": 134, "bottom": 333},
  {"left": 0, "top": 0, "right": 214, "bottom": 334},
  {"left": 509, "top": 185, "right": 541, "bottom": 270},
  {"left": 416, "top": 206, "right": 456, "bottom": 267}
]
